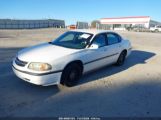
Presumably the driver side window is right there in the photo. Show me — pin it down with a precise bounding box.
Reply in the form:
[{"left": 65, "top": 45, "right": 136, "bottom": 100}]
[{"left": 92, "top": 34, "right": 106, "bottom": 47}]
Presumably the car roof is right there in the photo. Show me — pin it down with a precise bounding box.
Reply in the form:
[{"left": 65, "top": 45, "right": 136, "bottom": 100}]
[{"left": 70, "top": 29, "right": 114, "bottom": 35}]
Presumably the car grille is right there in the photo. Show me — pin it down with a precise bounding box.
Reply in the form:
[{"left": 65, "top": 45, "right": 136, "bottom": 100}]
[{"left": 15, "top": 57, "right": 28, "bottom": 67}]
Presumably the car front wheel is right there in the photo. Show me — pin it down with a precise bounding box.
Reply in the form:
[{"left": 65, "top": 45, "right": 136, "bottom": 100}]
[{"left": 61, "top": 63, "right": 82, "bottom": 87}]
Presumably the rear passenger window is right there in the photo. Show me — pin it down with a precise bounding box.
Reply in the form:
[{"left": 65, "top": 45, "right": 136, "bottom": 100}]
[{"left": 107, "top": 33, "right": 120, "bottom": 45}]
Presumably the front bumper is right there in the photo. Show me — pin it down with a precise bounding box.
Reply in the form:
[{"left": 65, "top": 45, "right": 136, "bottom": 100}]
[{"left": 12, "top": 65, "right": 62, "bottom": 86}]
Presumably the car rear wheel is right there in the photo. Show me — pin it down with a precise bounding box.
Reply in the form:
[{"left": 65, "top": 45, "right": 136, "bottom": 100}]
[
  {"left": 155, "top": 29, "right": 159, "bottom": 32},
  {"left": 61, "top": 63, "right": 82, "bottom": 87},
  {"left": 116, "top": 51, "right": 127, "bottom": 66}
]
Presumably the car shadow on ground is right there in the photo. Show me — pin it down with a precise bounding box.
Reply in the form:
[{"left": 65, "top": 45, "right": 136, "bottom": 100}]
[
  {"left": 0, "top": 48, "right": 156, "bottom": 91},
  {"left": 79, "top": 50, "right": 156, "bottom": 86},
  {"left": 0, "top": 47, "right": 157, "bottom": 117}
]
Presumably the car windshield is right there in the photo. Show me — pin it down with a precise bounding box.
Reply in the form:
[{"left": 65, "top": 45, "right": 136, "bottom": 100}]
[{"left": 50, "top": 31, "right": 93, "bottom": 49}]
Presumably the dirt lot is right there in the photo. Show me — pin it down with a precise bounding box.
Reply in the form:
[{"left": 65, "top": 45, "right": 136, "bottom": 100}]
[{"left": 0, "top": 28, "right": 161, "bottom": 117}]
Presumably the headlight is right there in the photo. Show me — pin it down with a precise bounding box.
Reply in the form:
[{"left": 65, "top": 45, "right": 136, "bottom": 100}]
[{"left": 28, "top": 62, "right": 52, "bottom": 71}]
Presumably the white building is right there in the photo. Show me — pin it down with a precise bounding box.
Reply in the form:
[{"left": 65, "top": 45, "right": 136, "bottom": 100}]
[{"left": 100, "top": 16, "right": 151, "bottom": 30}]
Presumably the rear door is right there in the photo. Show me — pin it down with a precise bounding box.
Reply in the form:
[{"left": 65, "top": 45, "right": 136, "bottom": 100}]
[{"left": 105, "top": 32, "right": 122, "bottom": 63}]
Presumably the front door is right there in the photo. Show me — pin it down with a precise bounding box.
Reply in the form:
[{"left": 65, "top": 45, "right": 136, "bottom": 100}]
[{"left": 83, "top": 33, "right": 109, "bottom": 72}]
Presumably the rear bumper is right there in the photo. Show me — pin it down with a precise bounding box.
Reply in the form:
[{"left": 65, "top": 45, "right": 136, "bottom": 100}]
[{"left": 12, "top": 65, "right": 62, "bottom": 86}]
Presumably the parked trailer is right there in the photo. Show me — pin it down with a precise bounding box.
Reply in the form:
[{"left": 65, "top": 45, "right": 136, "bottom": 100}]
[{"left": 76, "top": 22, "right": 89, "bottom": 29}]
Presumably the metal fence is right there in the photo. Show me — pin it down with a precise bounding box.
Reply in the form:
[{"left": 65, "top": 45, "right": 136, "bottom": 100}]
[{"left": 0, "top": 19, "right": 65, "bottom": 29}]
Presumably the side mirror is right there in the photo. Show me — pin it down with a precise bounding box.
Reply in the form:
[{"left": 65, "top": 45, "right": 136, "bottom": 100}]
[{"left": 89, "top": 44, "right": 99, "bottom": 49}]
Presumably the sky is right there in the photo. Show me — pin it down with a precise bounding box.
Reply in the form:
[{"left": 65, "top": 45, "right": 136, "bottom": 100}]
[{"left": 0, "top": 0, "right": 161, "bottom": 25}]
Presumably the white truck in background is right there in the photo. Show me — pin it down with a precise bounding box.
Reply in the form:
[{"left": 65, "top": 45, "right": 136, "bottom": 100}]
[{"left": 150, "top": 25, "right": 161, "bottom": 32}]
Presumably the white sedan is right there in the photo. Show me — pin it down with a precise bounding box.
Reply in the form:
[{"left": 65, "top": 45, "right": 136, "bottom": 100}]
[{"left": 12, "top": 30, "right": 132, "bottom": 87}]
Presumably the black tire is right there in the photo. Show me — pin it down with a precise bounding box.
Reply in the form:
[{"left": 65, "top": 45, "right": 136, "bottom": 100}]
[
  {"left": 61, "top": 63, "right": 82, "bottom": 87},
  {"left": 116, "top": 51, "right": 127, "bottom": 66}
]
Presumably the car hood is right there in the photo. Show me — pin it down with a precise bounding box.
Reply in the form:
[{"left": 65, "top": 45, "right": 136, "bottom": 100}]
[{"left": 18, "top": 43, "right": 80, "bottom": 62}]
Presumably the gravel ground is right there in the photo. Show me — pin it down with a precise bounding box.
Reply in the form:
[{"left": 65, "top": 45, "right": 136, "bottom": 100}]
[{"left": 0, "top": 28, "right": 161, "bottom": 117}]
